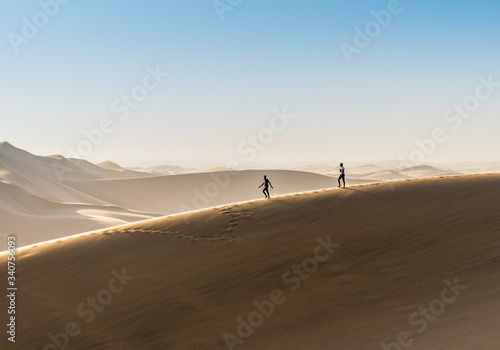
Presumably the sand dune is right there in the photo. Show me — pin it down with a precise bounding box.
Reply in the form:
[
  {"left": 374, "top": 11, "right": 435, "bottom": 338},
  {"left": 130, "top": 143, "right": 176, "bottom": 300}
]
[
  {"left": 0, "top": 142, "right": 105, "bottom": 203},
  {"left": 440, "top": 161, "right": 500, "bottom": 174},
  {"left": 349, "top": 169, "right": 411, "bottom": 181},
  {"left": 3, "top": 174, "right": 499, "bottom": 349},
  {"left": 97, "top": 160, "right": 127, "bottom": 172},
  {"left": 0, "top": 181, "right": 160, "bottom": 246},
  {"left": 97, "top": 160, "right": 159, "bottom": 178},
  {"left": 294, "top": 163, "right": 337, "bottom": 174},
  {"left": 395, "top": 164, "right": 456, "bottom": 178},
  {"left": 0, "top": 142, "right": 153, "bottom": 203},
  {"left": 0, "top": 143, "right": 339, "bottom": 247},
  {"left": 304, "top": 163, "right": 457, "bottom": 184},
  {"left": 348, "top": 163, "right": 384, "bottom": 173},
  {"left": 0, "top": 143, "right": 164, "bottom": 245},
  {"left": 130, "top": 164, "right": 192, "bottom": 175},
  {"left": 65, "top": 170, "right": 337, "bottom": 215}
]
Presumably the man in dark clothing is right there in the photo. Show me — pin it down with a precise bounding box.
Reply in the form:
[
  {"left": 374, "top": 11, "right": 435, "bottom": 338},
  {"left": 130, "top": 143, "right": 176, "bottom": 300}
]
[{"left": 259, "top": 175, "right": 274, "bottom": 199}]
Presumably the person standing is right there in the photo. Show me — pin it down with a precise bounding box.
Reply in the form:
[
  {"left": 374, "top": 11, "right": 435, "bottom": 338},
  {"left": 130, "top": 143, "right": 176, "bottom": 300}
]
[
  {"left": 259, "top": 175, "right": 274, "bottom": 199},
  {"left": 338, "top": 163, "right": 345, "bottom": 188}
]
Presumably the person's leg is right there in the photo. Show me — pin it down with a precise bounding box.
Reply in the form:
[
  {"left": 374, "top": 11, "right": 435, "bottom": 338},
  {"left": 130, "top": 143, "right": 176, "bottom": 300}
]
[
  {"left": 267, "top": 188, "right": 271, "bottom": 199},
  {"left": 338, "top": 175, "right": 341, "bottom": 187},
  {"left": 263, "top": 188, "right": 267, "bottom": 198},
  {"left": 342, "top": 174, "right": 345, "bottom": 187}
]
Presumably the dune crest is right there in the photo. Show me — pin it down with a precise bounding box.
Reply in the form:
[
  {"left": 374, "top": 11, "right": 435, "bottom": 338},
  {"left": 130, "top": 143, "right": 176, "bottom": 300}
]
[
  {"left": 0, "top": 143, "right": 339, "bottom": 247},
  {"left": 3, "top": 174, "right": 500, "bottom": 349}
]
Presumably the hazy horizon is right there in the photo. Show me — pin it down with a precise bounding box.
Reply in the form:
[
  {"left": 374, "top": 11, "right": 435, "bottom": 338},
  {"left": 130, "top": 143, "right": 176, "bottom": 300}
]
[{"left": 3, "top": 140, "right": 500, "bottom": 171}]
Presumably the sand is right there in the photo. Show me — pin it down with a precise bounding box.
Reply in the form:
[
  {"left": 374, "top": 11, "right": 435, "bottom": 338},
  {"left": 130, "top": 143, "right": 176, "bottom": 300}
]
[
  {"left": 0, "top": 180, "right": 161, "bottom": 246},
  {"left": 2, "top": 173, "right": 499, "bottom": 349},
  {"left": 64, "top": 170, "right": 338, "bottom": 214},
  {"left": 0, "top": 143, "right": 337, "bottom": 247}
]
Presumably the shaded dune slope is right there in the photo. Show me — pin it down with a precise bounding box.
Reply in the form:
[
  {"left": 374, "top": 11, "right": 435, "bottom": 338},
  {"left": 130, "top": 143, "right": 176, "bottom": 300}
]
[{"left": 2, "top": 174, "right": 500, "bottom": 349}]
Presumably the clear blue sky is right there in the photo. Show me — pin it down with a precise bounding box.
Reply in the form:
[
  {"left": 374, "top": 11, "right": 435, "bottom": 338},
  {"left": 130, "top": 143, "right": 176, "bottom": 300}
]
[{"left": 1, "top": 0, "right": 499, "bottom": 166}]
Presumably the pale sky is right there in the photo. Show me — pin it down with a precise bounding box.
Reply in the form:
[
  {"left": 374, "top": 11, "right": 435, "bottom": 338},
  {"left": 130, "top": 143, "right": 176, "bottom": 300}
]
[{"left": 1, "top": 0, "right": 499, "bottom": 167}]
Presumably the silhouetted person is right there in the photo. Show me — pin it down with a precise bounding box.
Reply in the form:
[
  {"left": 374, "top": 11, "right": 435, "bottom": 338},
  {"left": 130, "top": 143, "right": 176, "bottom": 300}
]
[
  {"left": 338, "top": 163, "right": 345, "bottom": 188},
  {"left": 259, "top": 175, "right": 273, "bottom": 199}
]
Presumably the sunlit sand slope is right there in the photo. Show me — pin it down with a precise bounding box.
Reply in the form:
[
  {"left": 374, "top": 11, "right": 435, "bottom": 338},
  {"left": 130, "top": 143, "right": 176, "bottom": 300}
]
[{"left": 2, "top": 174, "right": 499, "bottom": 349}]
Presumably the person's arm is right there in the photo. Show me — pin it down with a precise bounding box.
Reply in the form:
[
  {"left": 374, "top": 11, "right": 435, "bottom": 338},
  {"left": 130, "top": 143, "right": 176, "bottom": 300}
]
[
  {"left": 269, "top": 181, "right": 273, "bottom": 188},
  {"left": 259, "top": 182, "right": 264, "bottom": 188}
]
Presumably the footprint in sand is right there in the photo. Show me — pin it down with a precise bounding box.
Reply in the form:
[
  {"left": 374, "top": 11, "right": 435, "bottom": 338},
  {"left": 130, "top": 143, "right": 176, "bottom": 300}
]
[
  {"left": 98, "top": 206, "right": 249, "bottom": 243},
  {"left": 213, "top": 205, "right": 255, "bottom": 237}
]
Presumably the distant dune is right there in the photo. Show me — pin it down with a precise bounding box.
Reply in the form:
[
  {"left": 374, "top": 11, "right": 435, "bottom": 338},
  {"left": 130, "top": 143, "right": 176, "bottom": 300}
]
[
  {"left": 3, "top": 174, "right": 500, "bottom": 349},
  {"left": 350, "top": 169, "right": 412, "bottom": 181},
  {"left": 0, "top": 143, "right": 337, "bottom": 247},
  {"left": 65, "top": 169, "right": 337, "bottom": 215},
  {"left": 347, "top": 163, "right": 383, "bottom": 174},
  {"left": 0, "top": 181, "right": 160, "bottom": 246},
  {"left": 135, "top": 164, "right": 191, "bottom": 174},
  {"left": 97, "top": 160, "right": 127, "bottom": 171},
  {"left": 0, "top": 142, "right": 153, "bottom": 201},
  {"left": 308, "top": 162, "right": 460, "bottom": 184},
  {"left": 395, "top": 164, "right": 457, "bottom": 178}
]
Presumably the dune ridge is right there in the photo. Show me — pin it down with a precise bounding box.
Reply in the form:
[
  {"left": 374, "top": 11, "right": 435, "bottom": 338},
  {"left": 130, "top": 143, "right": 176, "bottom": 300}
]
[
  {"left": 0, "top": 143, "right": 337, "bottom": 247},
  {"left": 2, "top": 173, "right": 500, "bottom": 349}
]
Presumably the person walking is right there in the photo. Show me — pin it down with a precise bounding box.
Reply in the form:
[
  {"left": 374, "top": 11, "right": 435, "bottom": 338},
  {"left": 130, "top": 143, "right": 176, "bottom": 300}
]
[
  {"left": 338, "top": 163, "right": 346, "bottom": 188},
  {"left": 259, "top": 175, "right": 274, "bottom": 199}
]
